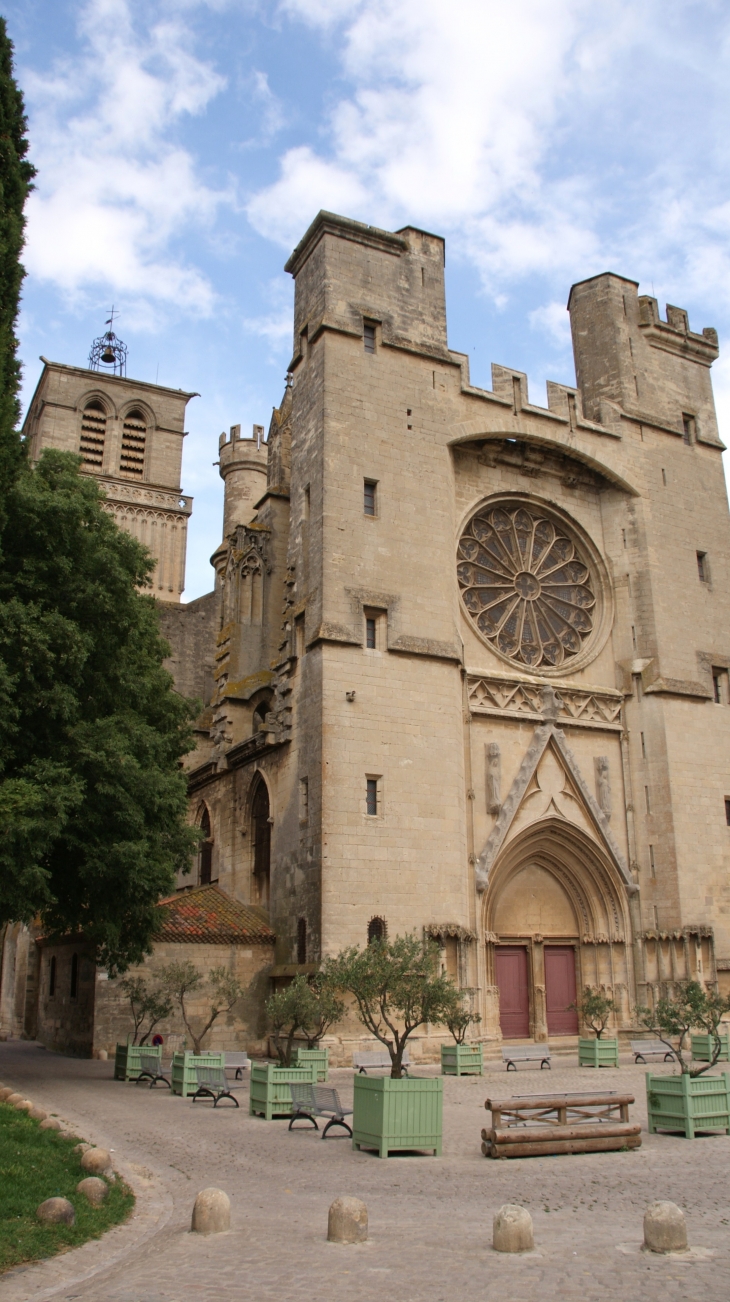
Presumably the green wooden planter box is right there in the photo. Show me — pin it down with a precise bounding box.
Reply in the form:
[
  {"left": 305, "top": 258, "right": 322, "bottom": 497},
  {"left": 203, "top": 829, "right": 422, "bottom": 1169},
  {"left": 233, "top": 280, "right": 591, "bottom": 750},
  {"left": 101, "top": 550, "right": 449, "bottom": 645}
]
[
  {"left": 114, "top": 1043, "right": 162, "bottom": 1082},
  {"left": 290, "top": 1047, "right": 329, "bottom": 1081},
  {"left": 352, "top": 1073, "right": 443, "bottom": 1157},
  {"left": 441, "top": 1043, "right": 483, "bottom": 1076},
  {"left": 249, "top": 1062, "right": 318, "bottom": 1120},
  {"left": 646, "top": 1071, "right": 730, "bottom": 1138},
  {"left": 691, "top": 1033, "right": 730, "bottom": 1062},
  {"left": 171, "top": 1050, "right": 224, "bottom": 1097},
  {"left": 578, "top": 1037, "right": 619, "bottom": 1068}
]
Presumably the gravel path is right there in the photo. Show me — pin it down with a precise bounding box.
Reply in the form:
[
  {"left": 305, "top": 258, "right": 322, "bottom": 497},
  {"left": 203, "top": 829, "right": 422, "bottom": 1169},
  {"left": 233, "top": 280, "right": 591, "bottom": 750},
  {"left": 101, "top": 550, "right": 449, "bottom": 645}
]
[{"left": 1, "top": 1041, "right": 729, "bottom": 1301}]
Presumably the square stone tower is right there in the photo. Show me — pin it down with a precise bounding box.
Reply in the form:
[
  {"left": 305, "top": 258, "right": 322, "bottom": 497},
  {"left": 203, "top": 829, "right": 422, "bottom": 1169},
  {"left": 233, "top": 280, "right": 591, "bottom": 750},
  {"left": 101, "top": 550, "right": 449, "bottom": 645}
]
[{"left": 22, "top": 359, "right": 196, "bottom": 601}]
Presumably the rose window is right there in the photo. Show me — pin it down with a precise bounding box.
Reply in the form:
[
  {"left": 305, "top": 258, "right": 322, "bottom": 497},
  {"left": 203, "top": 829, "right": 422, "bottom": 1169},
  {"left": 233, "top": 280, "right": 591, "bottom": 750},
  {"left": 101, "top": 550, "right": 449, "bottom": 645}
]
[{"left": 457, "top": 505, "right": 596, "bottom": 668}]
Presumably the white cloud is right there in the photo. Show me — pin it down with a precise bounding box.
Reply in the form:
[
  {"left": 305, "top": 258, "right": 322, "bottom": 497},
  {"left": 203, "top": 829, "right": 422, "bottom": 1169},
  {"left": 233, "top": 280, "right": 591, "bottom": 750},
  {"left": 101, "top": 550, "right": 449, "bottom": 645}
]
[
  {"left": 250, "top": 0, "right": 730, "bottom": 317},
  {"left": 529, "top": 300, "right": 572, "bottom": 348},
  {"left": 23, "top": 0, "right": 229, "bottom": 316}
]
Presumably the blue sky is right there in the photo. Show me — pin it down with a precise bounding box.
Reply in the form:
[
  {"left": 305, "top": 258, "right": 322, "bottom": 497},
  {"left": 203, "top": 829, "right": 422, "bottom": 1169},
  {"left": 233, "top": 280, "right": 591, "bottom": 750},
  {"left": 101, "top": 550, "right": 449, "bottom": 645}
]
[{"left": 8, "top": 0, "right": 730, "bottom": 599}]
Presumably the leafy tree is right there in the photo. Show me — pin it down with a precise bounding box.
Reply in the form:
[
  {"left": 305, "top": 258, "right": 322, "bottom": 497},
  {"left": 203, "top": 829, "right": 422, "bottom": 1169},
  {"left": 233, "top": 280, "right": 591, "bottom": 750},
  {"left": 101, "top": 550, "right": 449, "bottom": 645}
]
[
  {"left": 636, "top": 981, "right": 730, "bottom": 1077},
  {"left": 0, "top": 18, "right": 35, "bottom": 514},
  {"left": 443, "top": 986, "right": 481, "bottom": 1044},
  {"left": 120, "top": 975, "right": 173, "bottom": 1046},
  {"left": 323, "top": 933, "right": 458, "bottom": 1078},
  {"left": 161, "top": 960, "right": 246, "bottom": 1054},
  {"left": 0, "top": 452, "right": 199, "bottom": 971},
  {"left": 569, "top": 986, "right": 618, "bottom": 1039},
  {"left": 265, "top": 973, "right": 345, "bottom": 1065}
]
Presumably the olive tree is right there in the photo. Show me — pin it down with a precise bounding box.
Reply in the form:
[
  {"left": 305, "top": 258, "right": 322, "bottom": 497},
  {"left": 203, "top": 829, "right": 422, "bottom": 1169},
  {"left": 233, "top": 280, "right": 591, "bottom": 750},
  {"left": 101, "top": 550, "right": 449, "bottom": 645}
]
[
  {"left": 265, "top": 973, "right": 345, "bottom": 1066},
  {"left": 637, "top": 980, "right": 730, "bottom": 1076},
  {"left": 119, "top": 975, "right": 173, "bottom": 1046},
  {"left": 323, "top": 933, "right": 458, "bottom": 1078},
  {"left": 570, "top": 986, "right": 618, "bottom": 1039},
  {"left": 160, "top": 960, "right": 246, "bottom": 1054}
]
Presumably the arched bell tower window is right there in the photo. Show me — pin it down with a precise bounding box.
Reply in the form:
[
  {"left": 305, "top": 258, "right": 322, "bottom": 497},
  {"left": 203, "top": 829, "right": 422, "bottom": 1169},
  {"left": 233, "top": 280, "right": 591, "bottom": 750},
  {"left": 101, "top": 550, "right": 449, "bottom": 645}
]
[
  {"left": 251, "top": 779, "right": 271, "bottom": 908},
  {"left": 120, "top": 408, "right": 147, "bottom": 477},
  {"left": 199, "top": 807, "right": 213, "bottom": 886},
  {"left": 253, "top": 699, "right": 271, "bottom": 734},
  {"left": 80, "top": 400, "right": 107, "bottom": 470},
  {"left": 367, "top": 916, "right": 387, "bottom": 945}
]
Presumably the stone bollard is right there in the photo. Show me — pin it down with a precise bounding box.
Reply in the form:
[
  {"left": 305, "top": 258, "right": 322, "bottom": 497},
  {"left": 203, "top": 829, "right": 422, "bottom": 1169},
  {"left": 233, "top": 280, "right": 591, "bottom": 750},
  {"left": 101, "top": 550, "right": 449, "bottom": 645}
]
[
  {"left": 81, "top": 1147, "right": 113, "bottom": 1177},
  {"left": 28, "top": 1106, "right": 48, "bottom": 1121},
  {"left": 0, "top": 1087, "right": 15, "bottom": 1101},
  {"left": 643, "top": 1201, "right": 688, "bottom": 1254},
  {"left": 37, "top": 1197, "right": 75, "bottom": 1226},
  {"left": 73, "top": 1142, "right": 92, "bottom": 1155},
  {"left": 327, "top": 1196, "right": 368, "bottom": 1244},
  {"left": 191, "top": 1188, "right": 231, "bottom": 1234},
  {"left": 493, "top": 1204, "right": 534, "bottom": 1254},
  {"left": 77, "top": 1177, "right": 109, "bottom": 1207},
  {"left": 5, "top": 1092, "right": 23, "bottom": 1106},
  {"left": 15, "top": 1099, "right": 34, "bottom": 1113},
  {"left": 39, "top": 1117, "right": 61, "bottom": 1131}
]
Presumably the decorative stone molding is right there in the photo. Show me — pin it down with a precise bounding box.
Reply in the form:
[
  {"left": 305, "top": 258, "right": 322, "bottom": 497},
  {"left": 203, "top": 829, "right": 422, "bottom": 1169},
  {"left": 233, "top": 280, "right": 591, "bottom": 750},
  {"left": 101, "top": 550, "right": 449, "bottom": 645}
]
[
  {"left": 475, "top": 720, "right": 634, "bottom": 895},
  {"left": 468, "top": 673, "right": 623, "bottom": 731},
  {"left": 424, "top": 923, "right": 477, "bottom": 943}
]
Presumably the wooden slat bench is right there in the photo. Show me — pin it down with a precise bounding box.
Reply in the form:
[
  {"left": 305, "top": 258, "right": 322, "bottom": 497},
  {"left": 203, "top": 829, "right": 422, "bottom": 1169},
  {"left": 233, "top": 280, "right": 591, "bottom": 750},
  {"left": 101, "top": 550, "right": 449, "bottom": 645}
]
[
  {"left": 502, "top": 1045, "right": 551, "bottom": 1071},
  {"left": 481, "top": 1090, "right": 641, "bottom": 1159},
  {"left": 191, "top": 1065, "right": 245, "bottom": 1107},
  {"left": 631, "top": 1039, "right": 676, "bottom": 1064},
  {"left": 288, "top": 1084, "right": 353, "bottom": 1138},
  {"left": 353, "top": 1049, "right": 410, "bottom": 1075}
]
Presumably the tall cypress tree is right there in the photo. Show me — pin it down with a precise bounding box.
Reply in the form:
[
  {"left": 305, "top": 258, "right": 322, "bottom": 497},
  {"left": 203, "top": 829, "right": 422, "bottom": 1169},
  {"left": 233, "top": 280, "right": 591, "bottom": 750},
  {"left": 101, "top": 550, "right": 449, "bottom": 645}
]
[{"left": 0, "top": 18, "right": 35, "bottom": 511}]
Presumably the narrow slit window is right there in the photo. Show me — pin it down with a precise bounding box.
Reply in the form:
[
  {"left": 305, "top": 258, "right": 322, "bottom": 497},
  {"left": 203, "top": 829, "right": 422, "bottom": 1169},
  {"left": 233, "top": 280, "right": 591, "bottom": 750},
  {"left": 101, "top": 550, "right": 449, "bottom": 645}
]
[
  {"left": 662, "top": 468, "right": 667, "bottom": 485},
  {"left": 297, "top": 917, "right": 307, "bottom": 965},
  {"left": 725, "top": 798, "right": 730, "bottom": 826},
  {"left": 697, "top": 551, "right": 708, "bottom": 582},
  {"left": 713, "top": 670, "right": 723, "bottom": 704},
  {"left": 70, "top": 952, "right": 79, "bottom": 1000},
  {"left": 120, "top": 408, "right": 146, "bottom": 477},
  {"left": 365, "top": 616, "right": 376, "bottom": 649},
  {"left": 366, "top": 777, "right": 379, "bottom": 816},
  {"left": 632, "top": 625, "right": 637, "bottom": 651},
  {"left": 363, "top": 323, "right": 376, "bottom": 354},
  {"left": 79, "top": 400, "right": 106, "bottom": 469},
  {"left": 682, "top": 414, "right": 695, "bottom": 445},
  {"left": 649, "top": 844, "right": 656, "bottom": 879},
  {"left": 364, "top": 480, "right": 377, "bottom": 516},
  {"left": 641, "top": 732, "right": 646, "bottom": 759},
  {"left": 49, "top": 956, "right": 56, "bottom": 997},
  {"left": 645, "top": 785, "right": 651, "bottom": 814}
]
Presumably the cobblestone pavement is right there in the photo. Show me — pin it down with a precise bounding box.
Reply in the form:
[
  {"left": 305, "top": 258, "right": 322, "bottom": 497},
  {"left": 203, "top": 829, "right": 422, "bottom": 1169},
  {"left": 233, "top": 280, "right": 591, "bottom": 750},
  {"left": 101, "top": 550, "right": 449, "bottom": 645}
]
[{"left": 2, "top": 1041, "right": 729, "bottom": 1301}]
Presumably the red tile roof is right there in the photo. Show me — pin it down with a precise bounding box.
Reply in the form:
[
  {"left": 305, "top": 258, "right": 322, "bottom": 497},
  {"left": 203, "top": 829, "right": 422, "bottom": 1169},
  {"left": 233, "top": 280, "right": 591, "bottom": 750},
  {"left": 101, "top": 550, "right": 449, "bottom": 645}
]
[{"left": 156, "top": 885, "right": 275, "bottom": 945}]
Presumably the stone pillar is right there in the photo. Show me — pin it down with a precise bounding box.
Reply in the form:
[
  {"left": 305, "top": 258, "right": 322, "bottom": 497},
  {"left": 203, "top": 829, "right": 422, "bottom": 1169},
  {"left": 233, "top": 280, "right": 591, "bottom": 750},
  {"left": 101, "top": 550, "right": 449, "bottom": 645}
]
[{"left": 531, "top": 937, "right": 548, "bottom": 1042}]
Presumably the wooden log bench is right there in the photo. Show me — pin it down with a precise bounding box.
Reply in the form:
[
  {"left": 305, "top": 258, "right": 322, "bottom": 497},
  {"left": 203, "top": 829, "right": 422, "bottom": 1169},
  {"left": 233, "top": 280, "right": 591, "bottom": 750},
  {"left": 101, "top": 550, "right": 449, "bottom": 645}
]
[
  {"left": 630, "top": 1039, "right": 676, "bottom": 1064},
  {"left": 502, "top": 1045, "right": 551, "bottom": 1071},
  {"left": 352, "top": 1049, "right": 410, "bottom": 1075},
  {"left": 481, "top": 1091, "right": 641, "bottom": 1159}
]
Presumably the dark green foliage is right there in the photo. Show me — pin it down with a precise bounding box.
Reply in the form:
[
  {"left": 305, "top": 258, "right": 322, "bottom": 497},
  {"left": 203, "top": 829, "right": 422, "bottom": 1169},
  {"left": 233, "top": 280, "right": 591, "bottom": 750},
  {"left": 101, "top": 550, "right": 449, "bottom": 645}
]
[
  {"left": 0, "top": 19, "right": 35, "bottom": 510},
  {"left": 266, "top": 973, "right": 345, "bottom": 1065},
  {"left": 637, "top": 980, "right": 730, "bottom": 1076},
  {"left": 0, "top": 1104, "right": 134, "bottom": 1272},
  {"left": 323, "top": 933, "right": 459, "bottom": 1078},
  {"left": 570, "top": 985, "right": 617, "bottom": 1039},
  {"left": 0, "top": 451, "right": 199, "bottom": 971}
]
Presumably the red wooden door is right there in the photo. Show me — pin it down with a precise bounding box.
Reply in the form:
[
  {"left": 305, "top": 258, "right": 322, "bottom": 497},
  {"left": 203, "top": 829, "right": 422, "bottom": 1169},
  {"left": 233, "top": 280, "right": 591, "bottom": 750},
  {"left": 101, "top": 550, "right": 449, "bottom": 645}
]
[
  {"left": 544, "top": 946, "right": 578, "bottom": 1035},
  {"left": 495, "top": 947, "right": 529, "bottom": 1039}
]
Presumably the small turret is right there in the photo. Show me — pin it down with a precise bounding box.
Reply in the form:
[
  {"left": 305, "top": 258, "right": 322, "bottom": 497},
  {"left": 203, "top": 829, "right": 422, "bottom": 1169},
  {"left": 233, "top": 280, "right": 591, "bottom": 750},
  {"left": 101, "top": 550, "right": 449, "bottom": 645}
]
[{"left": 219, "top": 423, "right": 268, "bottom": 536}]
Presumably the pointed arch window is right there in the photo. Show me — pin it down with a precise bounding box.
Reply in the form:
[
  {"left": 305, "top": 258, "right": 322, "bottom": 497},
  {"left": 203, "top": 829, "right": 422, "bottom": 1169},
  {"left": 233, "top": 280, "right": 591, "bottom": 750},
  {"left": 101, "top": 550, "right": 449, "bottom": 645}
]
[
  {"left": 199, "top": 807, "right": 213, "bottom": 886},
  {"left": 251, "top": 780, "right": 271, "bottom": 908},
  {"left": 297, "top": 917, "right": 307, "bottom": 965},
  {"left": 120, "top": 408, "right": 147, "bottom": 477},
  {"left": 80, "top": 400, "right": 107, "bottom": 469}
]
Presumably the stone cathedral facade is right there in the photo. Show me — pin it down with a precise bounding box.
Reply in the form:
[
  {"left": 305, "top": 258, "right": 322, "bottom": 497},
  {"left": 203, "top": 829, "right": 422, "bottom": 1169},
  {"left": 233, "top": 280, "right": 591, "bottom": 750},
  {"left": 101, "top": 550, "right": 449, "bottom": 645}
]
[{"left": 4, "top": 209, "right": 730, "bottom": 1057}]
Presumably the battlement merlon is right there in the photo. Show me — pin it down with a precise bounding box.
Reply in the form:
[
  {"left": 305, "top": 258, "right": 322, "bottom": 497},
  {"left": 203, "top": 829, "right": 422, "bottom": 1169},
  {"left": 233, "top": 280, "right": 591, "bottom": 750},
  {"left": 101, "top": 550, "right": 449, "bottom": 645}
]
[
  {"left": 568, "top": 273, "right": 721, "bottom": 444},
  {"left": 284, "top": 210, "right": 449, "bottom": 367},
  {"left": 218, "top": 423, "right": 268, "bottom": 535}
]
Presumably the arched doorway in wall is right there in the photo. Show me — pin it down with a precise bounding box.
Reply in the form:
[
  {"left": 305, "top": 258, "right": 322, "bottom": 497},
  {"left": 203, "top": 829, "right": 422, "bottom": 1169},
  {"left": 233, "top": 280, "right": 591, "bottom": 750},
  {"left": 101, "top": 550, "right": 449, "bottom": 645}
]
[
  {"left": 484, "top": 819, "right": 633, "bottom": 1042},
  {"left": 251, "top": 778, "right": 271, "bottom": 909}
]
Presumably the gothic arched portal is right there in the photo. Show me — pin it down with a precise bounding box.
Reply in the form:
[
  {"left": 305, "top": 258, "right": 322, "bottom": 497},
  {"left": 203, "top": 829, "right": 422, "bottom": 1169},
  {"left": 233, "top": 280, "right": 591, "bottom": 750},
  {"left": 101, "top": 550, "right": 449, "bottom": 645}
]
[{"left": 482, "top": 818, "right": 634, "bottom": 1042}]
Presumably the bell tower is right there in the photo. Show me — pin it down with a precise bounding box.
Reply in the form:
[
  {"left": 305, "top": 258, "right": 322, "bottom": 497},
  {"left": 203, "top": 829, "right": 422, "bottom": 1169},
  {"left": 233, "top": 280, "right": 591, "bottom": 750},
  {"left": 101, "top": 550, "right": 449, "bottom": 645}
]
[{"left": 22, "top": 319, "right": 197, "bottom": 602}]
